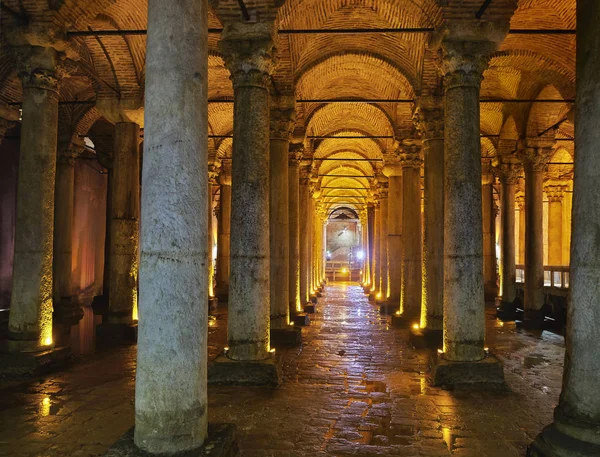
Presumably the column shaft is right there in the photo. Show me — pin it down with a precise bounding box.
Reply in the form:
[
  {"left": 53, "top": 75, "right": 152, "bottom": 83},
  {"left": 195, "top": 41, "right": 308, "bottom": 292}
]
[
  {"left": 517, "top": 197, "right": 525, "bottom": 264},
  {"left": 386, "top": 174, "right": 402, "bottom": 304},
  {"left": 501, "top": 179, "right": 517, "bottom": 304},
  {"left": 135, "top": 0, "right": 208, "bottom": 450},
  {"left": 299, "top": 175, "right": 310, "bottom": 304},
  {"left": 288, "top": 155, "right": 301, "bottom": 315},
  {"left": 547, "top": 195, "right": 563, "bottom": 266},
  {"left": 524, "top": 164, "right": 545, "bottom": 320},
  {"left": 372, "top": 204, "right": 381, "bottom": 295},
  {"left": 216, "top": 164, "right": 231, "bottom": 300},
  {"left": 482, "top": 178, "right": 497, "bottom": 299},
  {"left": 367, "top": 204, "right": 375, "bottom": 289},
  {"left": 379, "top": 195, "right": 389, "bottom": 298}
]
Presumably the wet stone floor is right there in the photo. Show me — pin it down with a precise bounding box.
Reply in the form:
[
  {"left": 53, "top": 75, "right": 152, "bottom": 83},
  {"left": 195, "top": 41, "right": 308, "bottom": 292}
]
[{"left": 0, "top": 283, "right": 565, "bottom": 457}]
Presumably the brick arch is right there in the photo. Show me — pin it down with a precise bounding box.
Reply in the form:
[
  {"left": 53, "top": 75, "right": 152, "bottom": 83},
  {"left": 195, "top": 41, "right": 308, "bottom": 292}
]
[
  {"left": 526, "top": 85, "right": 570, "bottom": 138},
  {"left": 305, "top": 103, "right": 395, "bottom": 139}
]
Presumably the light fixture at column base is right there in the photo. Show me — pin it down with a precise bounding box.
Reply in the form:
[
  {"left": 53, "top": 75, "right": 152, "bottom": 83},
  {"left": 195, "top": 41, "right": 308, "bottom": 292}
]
[
  {"left": 103, "top": 424, "right": 238, "bottom": 457},
  {"left": 431, "top": 353, "right": 506, "bottom": 390},
  {"left": 292, "top": 313, "right": 310, "bottom": 326},
  {"left": 304, "top": 303, "right": 316, "bottom": 314},
  {"left": 270, "top": 327, "right": 302, "bottom": 347},
  {"left": 96, "top": 322, "right": 138, "bottom": 347},
  {"left": 528, "top": 423, "right": 600, "bottom": 457},
  {"left": 208, "top": 296, "right": 219, "bottom": 313},
  {"left": 208, "top": 353, "right": 282, "bottom": 386},
  {"left": 0, "top": 345, "right": 71, "bottom": 376},
  {"left": 409, "top": 327, "right": 443, "bottom": 349}
]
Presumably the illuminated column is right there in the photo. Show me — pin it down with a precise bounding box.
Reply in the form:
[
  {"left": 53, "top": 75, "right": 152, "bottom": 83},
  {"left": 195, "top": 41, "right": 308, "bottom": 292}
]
[
  {"left": 366, "top": 203, "right": 375, "bottom": 291},
  {"left": 517, "top": 194, "right": 525, "bottom": 264},
  {"left": 545, "top": 184, "right": 565, "bottom": 266},
  {"left": 8, "top": 47, "right": 62, "bottom": 352},
  {"left": 529, "top": 3, "right": 600, "bottom": 453},
  {"left": 414, "top": 100, "right": 444, "bottom": 334},
  {"left": 398, "top": 145, "right": 423, "bottom": 322},
  {"left": 269, "top": 97, "right": 295, "bottom": 330},
  {"left": 107, "top": 122, "right": 140, "bottom": 324},
  {"left": 208, "top": 159, "right": 220, "bottom": 301},
  {"left": 360, "top": 212, "right": 369, "bottom": 285},
  {"left": 433, "top": 23, "right": 507, "bottom": 386},
  {"left": 362, "top": 208, "right": 372, "bottom": 290},
  {"left": 215, "top": 160, "right": 231, "bottom": 300},
  {"left": 383, "top": 162, "right": 402, "bottom": 307},
  {"left": 482, "top": 171, "right": 498, "bottom": 300},
  {"left": 53, "top": 143, "right": 84, "bottom": 325},
  {"left": 299, "top": 166, "right": 311, "bottom": 305},
  {"left": 135, "top": 0, "right": 209, "bottom": 450},
  {"left": 496, "top": 162, "right": 520, "bottom": 316},
  {"left": 221, "top": 31, "right": 275, "bottom": 361},
  {"left": 519, "top": 144, "right": 553, "bottom": 328},
  {"left": 371, "top": 200, "right": 381, "bottom": 296},
  {"left": 288, "top": 148, "right": 302, "bottom": 315},
  {"left": 379, "top": 185, "right": 389, "bottom": 298}
]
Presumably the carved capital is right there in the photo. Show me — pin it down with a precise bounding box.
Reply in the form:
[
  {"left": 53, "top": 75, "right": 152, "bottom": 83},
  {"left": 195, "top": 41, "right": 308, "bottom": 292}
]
[
  {"left": 494, "top": 162, "right": 521, "bottom": 185},
  {"left": 208, "top": 161, "right": 221, "bottom": 184},
  {"left": 397, "top": 145, "right": 423, "bottom": 169},
  {"left": 413, "top": 96, "right": 444, "bottom": 140},
  {"left": 219, "top": 159, "right": 232, "bottom": 186},
  {"left": 270, "top": 106, "right": 296, "bottom": 141},
  {"left": 219, "top": 35, "right": 275, "bottom": 89},
  {"left": 544, "top": 184, "right": 567, "bottom": 202},
  {"left": 15, "top": 45, "right": 66, "bottom": 93},
  {"left": 288, "top": 146, "right": 304, "bottom": 166},
  {"left": 516, "top": 194, "right": 525, "bottom": 211},
  {"left": 518, "top": 147, "right": 553, "bottom": 173}
]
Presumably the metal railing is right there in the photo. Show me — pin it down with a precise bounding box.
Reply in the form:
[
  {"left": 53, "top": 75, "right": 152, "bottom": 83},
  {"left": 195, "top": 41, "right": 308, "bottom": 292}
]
[{"left": 515, "top": 265, "right": 569, "bottom": 289}]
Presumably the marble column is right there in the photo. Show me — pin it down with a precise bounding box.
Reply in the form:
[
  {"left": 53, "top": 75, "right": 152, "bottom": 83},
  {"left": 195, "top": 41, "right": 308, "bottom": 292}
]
[
  {"left": 108, "top": 122, "right": 140, "bottom": 324},
  {"left": 208, "top": 160, "right": 220, "bottom": 301},
  {"left": 379, "top": 186, "right": 389, "bottom": 298},
  {"left": 398, "top": 146, "right": 423, "bottom": 322},
  {"left": 8, "top": 48, "right": 61, "bottom": 352},
  {"left": 382, "top": 164, "right": 402, "bottom": 306},
  {"left": 496, "top": 163, "right": 520, "bottom": 315},
  {"left": 482, "top": 172, "right": 498, "bottom": 300},
  {"left": 360, "top": 212, "right": 369, "bottom": 287},
  {"left": 288, "top": 149, "right": 302, "bottom": 315},
  {"left": 135, "top": 0, "right": 209, "bottom": 450},
  {"left": 220, "top": 32, "right": 274, "bottom": 361},
  {"left": 371, "top": 201, "right": 381, "bottom": 297},
  {"left": 545, "top": 185, "right": 565, "bottom": 266},
  {"left": 53, "top": 143, "right": 84, "bottom": 325},
  {"left": 414, "top": 101, "right": 444, "bottom": 332},
  {"left": 529, "top": 1, "right": 600, "bottom": 453},
  {"left": 435, "top": 24, "right": 507, "bottom": 374},
  {"left": 216, "top": 160, "right": 231, "bottom": 300},
  {"left": 517, "top": 194, "right": 526, "bottom": 264},
  {"left": 269, "top": 98, "right": 295, "bottom": 329},
  {"left": 367, "top": 203, "right": 375, "bottom": 291},
  {"left": 299, "top": 167, "right": 311, "bottom": 305},
  {"left": 519, "top": 144, "right": 552, "bottom": 328}
]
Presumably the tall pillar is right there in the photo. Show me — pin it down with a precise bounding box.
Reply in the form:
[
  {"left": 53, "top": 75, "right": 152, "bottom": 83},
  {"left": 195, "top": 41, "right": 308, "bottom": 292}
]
[
  {"left": 8, "top": 47, "right": 62, "bottom": 352},
  {"left": 398, "top": 145, "right": 423, "bottom": 322},
  {"left": 529, "top": 2, "right": 600, "bottom": 453},
  {"left": 482, "top": 172, "right": 498, "bottom": 300},
  {"left": 414, "top": 100, "right": 444, "bottom": 334},
  {"left": 517, "top": 194, "right": 525, "bottom": 264},
  {"left": 382, "top": 163, "right": 402, "bottom": 306},
  {"left": 135, "top": 0, "right": 209, "bottom": 450},
  {"left": 299, "top": 166, "right": 311, "bottom": 305},
  {"left": 362, "top": 209, "right": 372, "bottom": 291},
  {"left": 366, "top": 203, "right": 375, "bottom": 291},
  {"left": 269, "top": 97, "right": 295, "bottom": 330},
  {"left": 545, "top": 184, "right": 565, "bottom": 266},
  {"left": 208, "top": 159, "right": 220, "bottom": 302},
  {"left": 371, "top": 200, "right": 381, "bottom": 297},
  {"left": 519, "top": 144, "right": 553, "bottom": 328},
  {"left": 379, "top": 186, "right": 389, "bottom": 298},
  {"left": 108, "top": 122, "right": 140, "bottom": 324},
  {"left": 288, "top": 148, "right": 302, "bottom": 316},
  {"left": 215, "top": 160, "right": 231, "bottom": 301},
  {"left": 496, "top": 162, "right": 520, "bottom": 317},
  {"left": 53, "top": 143, "right": 84, "bottom": 325},
  {"left": 432, "top": 22, "right": 507, "bottom": 387},
  {"left": 220, "top": 31, "right": 275, "bottom": 362}
]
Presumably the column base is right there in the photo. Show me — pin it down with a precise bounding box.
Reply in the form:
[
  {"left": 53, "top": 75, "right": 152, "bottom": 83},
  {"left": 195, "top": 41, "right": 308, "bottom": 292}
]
[
  {"left": 207, "top": 353, "right": 282, "bottom": 386},
  {"left": 215, "top": 286, "right": 229, "bottom": 303},
  {"left": 310, "top": 295, "right": 318, "bottom": 304},
  {"left": 496, "top": 299, "right": 520, "bottom": 321},
  {"left": 292, "top": 313, "right": 310, "bottom": 326},
  {"left": 53, "top": 296, "right": 84, "bottom": 327},
  {"left": 409, "top": 327, "right": 443, "bottom": 349},
  {"left": 390, "top": 313, "right": 419, "bottom": 328},
  {"left": 431, "top": 353, "right": 506, "bottom": 390},
  {"left": 208, "top": 296, "right": 219, "bottom": 313},
  {"left": 517, "top": 309, "right": 546, "bottom": 330},
  {"left": 528, "top": 422, "right": 600, "bottom": 457},
  {"left": 362, "top": 285, "right": 371, "bottom": 295},
  {"left": 103, "top": 423, "right": 238, "bottom": 457},
  {"left": 304, "top": 303, "right": 316, "bottom": 314},
  {"left": 96, "top": 322, "right": 138, "bottom": 347},
  {"left": 0, "top": 346, "right": 71, "bottom": 376},
  {"left": 91, "top": 294, "right": 109, "bottom": 315},
  {"left": 270, "top": 327, "right": 302, "bottom": 347},
  {"left": 379, "top": 302, "right": 400, "bottom": 316}
]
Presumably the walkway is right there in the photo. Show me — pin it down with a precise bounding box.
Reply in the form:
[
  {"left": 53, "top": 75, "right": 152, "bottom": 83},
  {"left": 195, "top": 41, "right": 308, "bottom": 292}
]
[{"left": 0, "top": 283, "right": 565, "bottom": 456}]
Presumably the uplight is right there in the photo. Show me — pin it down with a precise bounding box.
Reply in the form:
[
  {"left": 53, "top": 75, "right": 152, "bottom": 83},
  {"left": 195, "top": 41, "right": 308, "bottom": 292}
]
[
  {"left": 412, "top": 323, "right": 419, "bottom": 330},
  {"left": 43, "top": 337, "right": 53, "bottom": 346}
]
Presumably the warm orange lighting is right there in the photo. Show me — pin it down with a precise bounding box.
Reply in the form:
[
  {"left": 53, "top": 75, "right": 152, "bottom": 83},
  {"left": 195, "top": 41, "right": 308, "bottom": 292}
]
[
  {"left": 208, "top": 319, "right": 216, "bottom": 327},
  {"left": 376, "top": 293, "right": 382, "bottom": 299},
  {"left": 43, "top": 337, "right": 53, "bottom": 347},
  {"left": 270, "top": 348, "right": 276, "bottom": 354},
  {"left": 484, "top": 347, "right": 489, "bottom": 352},
  {"left": 395, "top": 310, "right": 401, "bottom": 316},
  {"left": 499, "top": 321, "right": 504, "bottom": 327},
  {"left": 412, "top": 323, "right": 419, "bottom": 330},
  {"left": 288, "top": 321, "right": 294, "bottom": 326},
  {"left": 341, "top": 267, "right": 348, "bottom": 274},
  {"left": 224, "top": 346, "right": 229, "bottom": 352},
  {"left": 40, "top": 397, "right": 51, "bottom": 417},
  {"left": 437, "top": 349, "right": 443, "bottom": 354}
]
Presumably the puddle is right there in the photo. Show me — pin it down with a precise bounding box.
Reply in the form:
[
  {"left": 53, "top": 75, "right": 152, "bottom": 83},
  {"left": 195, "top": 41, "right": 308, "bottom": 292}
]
[{"left": 524, "top": 353, "right": 548, "bottom": 368}]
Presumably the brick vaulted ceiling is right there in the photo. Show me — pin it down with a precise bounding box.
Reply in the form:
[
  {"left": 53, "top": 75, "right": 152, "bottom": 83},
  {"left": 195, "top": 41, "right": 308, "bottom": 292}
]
[{"left": 0, "top": 0, "right": 575, "bottom": 213}]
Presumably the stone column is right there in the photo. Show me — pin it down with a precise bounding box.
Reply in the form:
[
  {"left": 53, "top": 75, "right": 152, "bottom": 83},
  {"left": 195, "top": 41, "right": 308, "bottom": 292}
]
[
  {"left": 545, "top": 184, "right": 565, "bottom": 266},
  {"left": 8, "top": 48, "right": 61, "bottom": 352},
  {"left": 269, "top": 97, "right": 295, "bottom": 330},
  {"left": 299, "top": 166, "right": 311, "bottom": 305},
  {"left": 135, "top": 0, "right": 209, "bottom": 450},
  {"left": 529, "top": 2, "right": 600, "bottom": 453},
  {"left": 216, "top": 160, "right": 231, "bottom": 301},
  {"left": 413, "top": 100, "right": 444, "bottom": 336},
  {"left": 378, "top": 186, "right": 389, "bottom": 298},
  {"left": 362, "top": 209, "right": 372, "bottom": 291},
  {"left": 371, "top": 200, "right": 381, "bottom": 298},
  {"left": 432, "top": 23, "right": 507, "bottom": 387},
  {"left": 496, "top": 162, "right": 520, "bottom": 317},
  {"left": 107, "top": 122, "right": 140, "bottom": 325},
  {"left": 367, "top": 203, "right": 375, "bottom": 292},
  {"left": 208, "top": 159, "right": 220, "bottom": 303},
  {"left": 288, "top": 148, "right": 302, "bottom": 316},
  {"left": 482, "top": 172, "right": 498, "bottom": 300},
  {"left": 517, "top": 194, "right": 525, "bottom": 264},
  {"left": 359, "top": 212, "right": 368, "bottom": 286},
  {"left": 220, "top": 31, "right": 275, "bottom": 362},
  {"left": 398, "top": 145, "right": 423, "bottom": 322},
  {"left": 382, "top": 163, "right": 402, "bottom": 307},
  {"left": 519, "top": 144, "right": 553, "bottom": 328},
  {"left": 53, "top": 143, "right": 84, "bottom": 325}
]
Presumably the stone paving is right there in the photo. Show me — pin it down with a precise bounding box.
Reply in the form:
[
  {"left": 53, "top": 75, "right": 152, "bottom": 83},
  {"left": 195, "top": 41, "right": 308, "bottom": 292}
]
[{"left": 0, "top": 283, "right": 565, "bottom": 457}]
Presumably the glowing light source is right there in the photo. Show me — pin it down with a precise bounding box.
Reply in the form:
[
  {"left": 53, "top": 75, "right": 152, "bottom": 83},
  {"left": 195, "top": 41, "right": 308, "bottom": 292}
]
[
  {"left": 437, "top": 349, "right": 444, "bottom": 354},
  {"left": 376, "top": 293, "right": 382, "bottom": 299},
  {"left": 224, "top": 346, "right": 229, "bottom": 352},
  {"left": 40, "top": 397, "right": 51, "bottom": 417},
  {"left": 43, "top": 337, "right": 53, "bottom": 347},
  {"left": 289, "top": 321, "right": 294, "bottom": 326},
  {"left": 395, "top": 310, "right": 401, "bottom": 316},
  {"left": 341, "top": 267, "right": 348, "bottom": 274},
  {"left": 270, "top": 348, "right": 276, "bottom": 354},
  {"left": 356, "top": 250, "right": 364, "bottom": 260},
  {"left": 412, "top": 323, "right": 419, "bottom": 330}
]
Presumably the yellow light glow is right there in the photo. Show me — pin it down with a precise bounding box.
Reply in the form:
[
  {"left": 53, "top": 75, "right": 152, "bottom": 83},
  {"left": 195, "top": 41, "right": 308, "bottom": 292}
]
[
  {"left": 224, "top": 346, "right": 229, "bottom": 352},
  {"left": 499, "top": 321, "right": 504, "bottom": 327},
  {"left": 40, "top": 397, "right": 51, "bottom": 417},
  {"left": 289, "top": 321, "right": 294, "bottom": 326},
  {"left": 413, "top": 323, "right": 419, "bottom": 330},
  {"left": 395, "top": 310, "right": 401, "bottom": 316},
  {"left": 43, "top": 337, "right": 53, "bottom": 347},
  {"left": 484, "top": 347, "right": 489, "bottom": 352},
  {"left": 341, "top": 268, "right": 348, "bottom": 274},
  {"left": 437, "top": 349, "right": 444, "bottom": 354},
  {"left": 208, "top": 320, "right": 216, "bottom": 327},
  {"left": 376, "top": 293, "right": 382, "bottom": 299},
  {"left": 270, "top": 348, "right": 276, "bottom": 354}
]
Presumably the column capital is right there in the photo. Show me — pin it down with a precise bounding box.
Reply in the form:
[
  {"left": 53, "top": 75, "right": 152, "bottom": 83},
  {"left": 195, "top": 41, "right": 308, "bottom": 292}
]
[
  {"left": 208, "top": 161, "right": 221, "bottom": 184},
  {"left": 288, "top": 145, "right": 304, "bottom": 166},
  {"left": 494, "top": 161, "right": 521, "bottom": 185},
  {"left": 413, "top": 96, "right": 444, "bottom": 140},
  {"left": 515, "top": 193, "right": 525, "bottom": 210},
  {"left": 397, "top": 144, "right": 423, "bottom": 168},
  {"left": 518, "top": 146, "right": 553, "bottom": 172},
  {"left": 270, "top": 96, "right": 296, "bottom": 141},
  {"left": 57, "top": 142, "right": 84, "bottom": 166},
  {"left": 96, "top": 97, "right": 145, "bottom": 125},
  {"left": 219, "top": 159, "right": 232, "bottom": 186},
  {"left": 544, "top": 183, "right": 567, "bottom": 202},
  {"left": 219, "top": 24, "right": 276, "bottom": 89}
]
